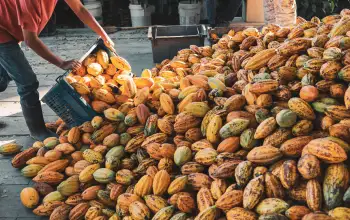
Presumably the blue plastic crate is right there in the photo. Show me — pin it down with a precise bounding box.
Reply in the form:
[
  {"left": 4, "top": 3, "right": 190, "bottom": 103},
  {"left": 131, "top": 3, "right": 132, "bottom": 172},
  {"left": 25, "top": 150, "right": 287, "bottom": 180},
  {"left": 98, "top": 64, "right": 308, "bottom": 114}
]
[{"left": 42, "top": 38, "right": 108, "bottom": 127}]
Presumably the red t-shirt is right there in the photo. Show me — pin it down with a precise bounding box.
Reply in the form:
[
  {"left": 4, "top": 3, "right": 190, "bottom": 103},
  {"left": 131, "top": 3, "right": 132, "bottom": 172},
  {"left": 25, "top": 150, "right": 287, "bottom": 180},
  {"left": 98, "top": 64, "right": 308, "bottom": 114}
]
[{"left": 0, "top": 0, "right": 58, "bottom": 43}]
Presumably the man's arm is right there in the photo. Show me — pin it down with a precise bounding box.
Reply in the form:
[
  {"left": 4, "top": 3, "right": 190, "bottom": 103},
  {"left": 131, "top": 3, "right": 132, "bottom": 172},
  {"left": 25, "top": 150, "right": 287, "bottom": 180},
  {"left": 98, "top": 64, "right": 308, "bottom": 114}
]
[
  {"left": 22, "top": 30, "right": 81, "bottom": 70},
  {"left": 65, "top": 0, "right": 115, "bottom": 51}
]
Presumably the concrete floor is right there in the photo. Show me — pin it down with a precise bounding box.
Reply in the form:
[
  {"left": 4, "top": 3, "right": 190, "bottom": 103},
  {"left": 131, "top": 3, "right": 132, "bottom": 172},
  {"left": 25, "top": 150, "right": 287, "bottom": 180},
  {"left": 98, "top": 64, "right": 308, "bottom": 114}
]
[{"left": 0, "top": 28, "right": 154, "bottom": 219}]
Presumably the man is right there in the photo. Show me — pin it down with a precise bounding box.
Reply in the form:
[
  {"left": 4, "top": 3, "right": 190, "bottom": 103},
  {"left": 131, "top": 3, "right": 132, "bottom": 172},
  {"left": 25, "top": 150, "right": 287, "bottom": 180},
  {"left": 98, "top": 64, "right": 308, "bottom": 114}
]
[
  {"left": 220, "top": 0, "right": 242, "bottom": 22},
  {"left": 207, "top": 0, "right": 243, "bottom": 26},
  {"left": 206, "top": 0, "right": 216, "bottom": 27},
  {"left": 0, "top": 0, "right": 115, "bottom": 141}
]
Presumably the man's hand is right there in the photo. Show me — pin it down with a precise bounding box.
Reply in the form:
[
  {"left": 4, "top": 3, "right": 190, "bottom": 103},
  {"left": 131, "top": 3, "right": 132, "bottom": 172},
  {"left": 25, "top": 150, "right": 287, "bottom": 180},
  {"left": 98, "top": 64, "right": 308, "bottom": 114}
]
[
  {"left": 103, "top": 36, "right": 116, "bottom": 53},
  {"left": 60, "top": 60, "right": 81, "bottom": 70}
]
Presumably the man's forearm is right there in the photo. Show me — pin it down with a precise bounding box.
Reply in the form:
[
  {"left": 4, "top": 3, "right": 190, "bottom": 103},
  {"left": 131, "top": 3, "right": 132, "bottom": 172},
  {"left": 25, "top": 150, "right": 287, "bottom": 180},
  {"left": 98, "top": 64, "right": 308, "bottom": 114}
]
[{"left": 25, "top": 36, "right": 63, "bottom": 68}]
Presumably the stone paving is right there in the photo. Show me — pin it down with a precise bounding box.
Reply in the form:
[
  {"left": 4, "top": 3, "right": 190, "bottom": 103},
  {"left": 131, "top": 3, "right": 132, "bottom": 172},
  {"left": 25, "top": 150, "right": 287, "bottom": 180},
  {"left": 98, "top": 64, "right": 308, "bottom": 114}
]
[{"left": 0, "top": 28, "right": 153, "bottom": 219}]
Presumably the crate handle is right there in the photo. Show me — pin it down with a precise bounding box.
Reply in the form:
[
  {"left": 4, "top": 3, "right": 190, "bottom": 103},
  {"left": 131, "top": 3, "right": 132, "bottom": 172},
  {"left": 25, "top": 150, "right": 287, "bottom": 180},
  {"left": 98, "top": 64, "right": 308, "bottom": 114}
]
[
  {"left": 199, "top": 25, "right": 207, "bottom": 37},
  {"left": 56, "top": 74, "right": 64, "bottom": 83},
  {"left": 96, "top": 36, "right": 120, "bottom": 57}
]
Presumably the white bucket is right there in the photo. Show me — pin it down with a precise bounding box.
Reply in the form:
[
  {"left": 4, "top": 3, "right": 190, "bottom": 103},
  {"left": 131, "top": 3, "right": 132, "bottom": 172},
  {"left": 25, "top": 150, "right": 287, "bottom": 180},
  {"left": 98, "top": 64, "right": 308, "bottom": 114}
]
[
  {"left": 178, "top": 2, "right": 201, "bottom": 25},
  {"left": 129, "top": 4, "right": 153, "bottom": 27},
  {"left": 85, "top": 1, "right": 103, "bottom": 25}
]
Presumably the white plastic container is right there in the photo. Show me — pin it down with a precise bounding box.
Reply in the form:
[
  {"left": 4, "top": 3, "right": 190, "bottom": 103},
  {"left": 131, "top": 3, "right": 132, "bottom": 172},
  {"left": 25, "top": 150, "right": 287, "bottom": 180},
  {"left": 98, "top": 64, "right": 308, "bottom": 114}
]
[
  {"left": 178, "top": 2, "right": 201, "bottom": 25},
  {"left": 85, "top": 1, "right": 103, "bottom": 25},
  {"left": 129, "top": 4, "right": 154, "bottom": 27}
]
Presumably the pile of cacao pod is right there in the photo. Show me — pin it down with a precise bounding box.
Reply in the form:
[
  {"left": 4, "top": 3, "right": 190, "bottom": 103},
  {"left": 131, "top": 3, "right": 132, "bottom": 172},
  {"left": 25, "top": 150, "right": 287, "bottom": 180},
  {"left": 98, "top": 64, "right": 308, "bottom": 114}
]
[
  {"left": 4, "top": 9, "right": 350, "bottom": 220},
  {"left": 64, "top": 47, "right": 134, "bottom": 111}
]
